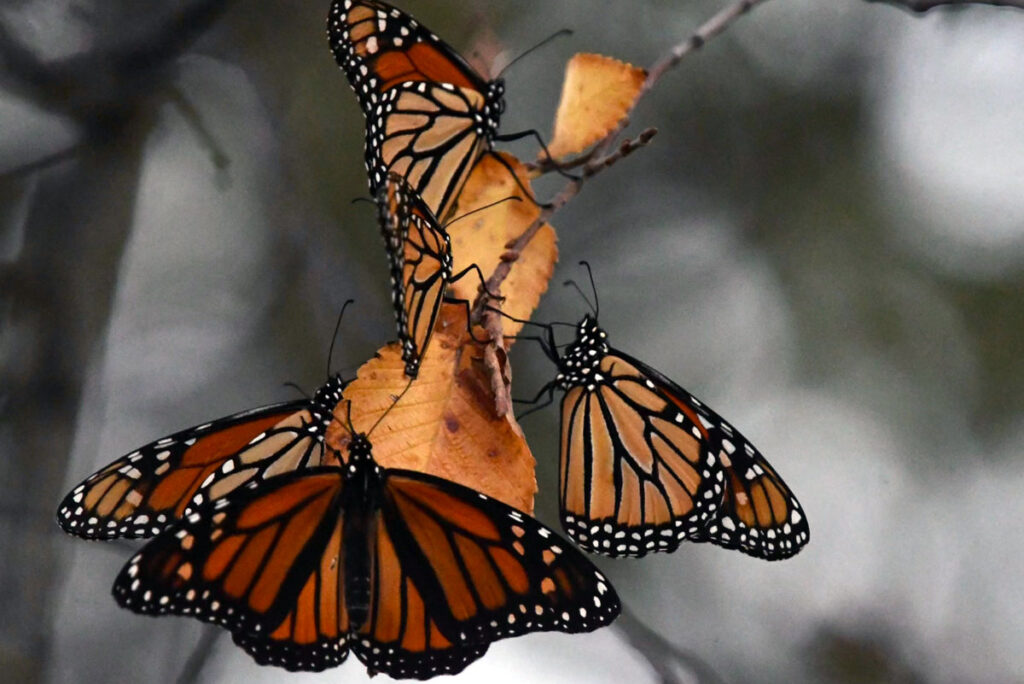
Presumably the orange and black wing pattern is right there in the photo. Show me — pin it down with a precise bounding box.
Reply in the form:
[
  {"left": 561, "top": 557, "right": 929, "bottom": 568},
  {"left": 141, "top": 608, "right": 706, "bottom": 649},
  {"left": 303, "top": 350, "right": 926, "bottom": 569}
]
[
  {"left": 328, "top": 0, "right": 503, "bottom": 219},
  {"left": 685, "top": 409, "right": 809, "bottom": 560},
  {"left": 375, "top": 470, "right": 620, "bottom": 654},
  {"left": 612, "top": 351, "right": 808, "bottom": 560},
  {"left": 57, "top": 376, "right": 346, "bottom": 540},
  {"left": 377, "top": 174, "right": 453, "bottom": 378},
  {"left": 113, "top": 470, "right": 352, "bottom": 672},
  {"left": 354, "top": 497, "right": 489, "bottom": 678},
  {"left": 558, "top": 347, "right": 725, "bottom": 558}
]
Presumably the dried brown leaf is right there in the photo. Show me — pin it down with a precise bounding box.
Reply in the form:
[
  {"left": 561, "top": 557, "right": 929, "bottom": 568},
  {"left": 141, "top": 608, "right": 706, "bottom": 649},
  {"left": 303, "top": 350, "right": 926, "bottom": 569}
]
[
  {"left": 448, "top": 152, "right": 558, "bottom": 337},
  {"left": 326, "top": 304, "right": 536, "bottom": 513},
  {"left": 548, "top": 53, "right": 647, "bottom": 160}
]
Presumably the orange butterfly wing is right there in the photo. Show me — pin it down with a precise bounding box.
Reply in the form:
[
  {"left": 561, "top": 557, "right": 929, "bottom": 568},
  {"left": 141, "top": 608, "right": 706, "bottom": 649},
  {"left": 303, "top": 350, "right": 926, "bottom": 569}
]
[
  {"left": 688, "top": 416, "right": 809, "bottom": 560},
  {"left": 58, "top": 402, "right": 306, "bottom": 540},
  {"left": 600, "top": 349, "right": 809, "bottom": 560},
  {"left": 558, "top": 350, "right": 725, "bottom": 557},
  {"left": 328, "top": 0, "right": 501, "bottom": 219},
  {"left": 58, "top": 376, "right": 346, "bottom": 540},
  {"left": 114, "top": 471, "right": 351, "bottom": 670},
  {"left": 377, "top": 471, "right": 620, "bottom": 643}
]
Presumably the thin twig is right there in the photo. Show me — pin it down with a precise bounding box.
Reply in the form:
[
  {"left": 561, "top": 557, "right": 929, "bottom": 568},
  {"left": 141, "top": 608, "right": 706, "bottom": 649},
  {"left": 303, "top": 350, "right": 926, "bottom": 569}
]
[
  {"left": 866, "top": 0, "right": 1024, "bottom": 10},
  {"left": 473, "top": 0, "right": 770, "bottom": 415},
  {"left": 176, "top": 629, "right": 222, "bottom": 684},
  {"left": 615, "top": 603, "right": 729, "bottom": 684}
]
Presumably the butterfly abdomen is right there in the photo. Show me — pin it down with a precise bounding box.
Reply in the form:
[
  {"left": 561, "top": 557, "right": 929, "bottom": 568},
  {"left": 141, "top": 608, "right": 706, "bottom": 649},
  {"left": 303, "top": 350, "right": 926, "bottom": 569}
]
[
  {"left": 342, "top": 505, "right": 373, "bottom": 628},
  {"left": 342, "top": 438, "right": 385, "bottom": 628}
]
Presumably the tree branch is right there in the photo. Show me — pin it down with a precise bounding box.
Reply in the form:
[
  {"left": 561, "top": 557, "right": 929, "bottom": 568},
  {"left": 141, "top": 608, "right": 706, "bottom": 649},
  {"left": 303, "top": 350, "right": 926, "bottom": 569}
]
[
  {"left": 866, "top": 0, "right": 1024, "bottom": 10},
  {"left": 615, "top": 604, "right": 729, "bottom": 684},
  {"left": 473, "top": 0, "right": 771, "bottom": 415}
]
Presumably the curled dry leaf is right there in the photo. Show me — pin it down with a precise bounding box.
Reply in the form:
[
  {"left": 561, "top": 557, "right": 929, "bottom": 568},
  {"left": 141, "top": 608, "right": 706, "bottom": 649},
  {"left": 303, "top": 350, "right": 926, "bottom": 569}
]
[
  {"left": 448, "top": 152, "right": 558, "bottom": 338},
  {"left": 326, "top": 303, "right": 537, "bottom": 513},
  {"left": 547, "top": 53, "right": 647, "bottom": 160}
]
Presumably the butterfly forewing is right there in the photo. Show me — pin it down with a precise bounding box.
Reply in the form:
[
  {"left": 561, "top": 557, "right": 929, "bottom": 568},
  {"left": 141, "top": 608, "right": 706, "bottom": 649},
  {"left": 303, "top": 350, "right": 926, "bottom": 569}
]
[
  {"left": 558, "top": 351, "right": 725, "bottom": 558},
  {"left": 57, "top": 401, "right": 305, "bottom": 540},
  {"left": 328, "top": 0, "right": 502, "bottom": 219},
  {"left": 58, "top": 376, "right": 347, "bottom": 540},
  {"left": 380, "top": 471, "right": 620, "bottom": 643},
  {"left": 113, "top": 471, "right": 347, "bottom": 649}
]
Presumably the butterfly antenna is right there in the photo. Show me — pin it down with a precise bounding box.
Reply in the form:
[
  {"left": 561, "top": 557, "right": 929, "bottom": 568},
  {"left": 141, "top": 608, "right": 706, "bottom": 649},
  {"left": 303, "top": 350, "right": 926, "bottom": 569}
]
[
  {"left": 484, "top": 305, "right": 576, "bottom": 332},
  {"left": 443, "top": 196, "right": 522, "bottom": 229},
  {"left": 495, "top": 28, "right": 573, "bottom": 78},
  {"left": 562, "top": 279, "right": 596, "bottom": 315},
  {"left": 579, "top": 260, "right": 599, "bottom": 317},
  {"left": 366, "top": 378, "right": 415, "bottom": 438},
  {"left": 282, "top": 382, "right": 311, "bottom": 399},
  {"left": 327, "top": 299, "right": 355, "bottom": 381},
  {"left": 350, "top": 196, "right": 375, "bottom": 208},
  {"left": 344, "top": 399, "right": 356, "bottom": 435}
]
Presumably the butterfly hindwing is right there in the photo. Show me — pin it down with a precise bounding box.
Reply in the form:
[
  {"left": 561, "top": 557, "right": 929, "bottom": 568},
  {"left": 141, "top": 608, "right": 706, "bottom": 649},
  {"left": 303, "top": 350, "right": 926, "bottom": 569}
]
[{"left": 687, "top": 411, "right": 810, "bottom": 560}]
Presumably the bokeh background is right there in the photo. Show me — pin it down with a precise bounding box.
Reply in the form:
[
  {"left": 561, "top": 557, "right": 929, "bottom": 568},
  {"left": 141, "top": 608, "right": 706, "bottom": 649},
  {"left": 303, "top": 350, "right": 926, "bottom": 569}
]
[{"left": 3, "top": 1, "right": 1023, "bottom": 682}]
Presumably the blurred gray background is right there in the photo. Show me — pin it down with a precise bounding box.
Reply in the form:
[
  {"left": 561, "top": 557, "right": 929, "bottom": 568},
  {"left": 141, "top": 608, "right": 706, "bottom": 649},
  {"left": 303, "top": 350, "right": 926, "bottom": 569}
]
[{"left": 3, "top": 0, "right": 1023, "bottom": 682}]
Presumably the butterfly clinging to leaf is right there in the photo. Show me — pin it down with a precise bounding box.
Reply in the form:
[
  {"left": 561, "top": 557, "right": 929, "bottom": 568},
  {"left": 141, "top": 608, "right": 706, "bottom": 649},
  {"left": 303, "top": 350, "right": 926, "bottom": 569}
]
[{"left": 113, "top": 430, "right": 620, "bottom": 678}]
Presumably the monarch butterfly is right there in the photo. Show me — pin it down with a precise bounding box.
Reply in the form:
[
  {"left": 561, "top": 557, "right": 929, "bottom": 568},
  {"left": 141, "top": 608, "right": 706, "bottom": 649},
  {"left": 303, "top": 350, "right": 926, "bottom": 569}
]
[
  {"left": 509, "top": 266, "right": 809, "bottom": 561},
  {"left": 378, "top": 173, "right": 452, "bottom": 379},
  {"left": 377, "top": 173, "right": 501, "bottom": 378},
  {"left": 327, "top": 0, "right": 509, "bottom": 221},
  {"left": 113, "top": 432, "right": 620, "bottom": 678},
  {"left": 56, "top": 374, "right": 348, "bottom": 540}
]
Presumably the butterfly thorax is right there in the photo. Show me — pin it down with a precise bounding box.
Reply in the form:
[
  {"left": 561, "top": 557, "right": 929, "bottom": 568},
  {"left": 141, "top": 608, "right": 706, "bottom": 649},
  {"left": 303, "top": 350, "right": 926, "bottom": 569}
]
[
  {"left": 309, "top": 374, "right": 347, "bottom": 432},
  {"left": 340, "top": 433, "right": 384, "bottom": 629},
  {"left": 481, "top": 79, "right": 505, "bottom": 138},
  {"left": 555, "top": 315, "right": 610, "bottom": 389}
]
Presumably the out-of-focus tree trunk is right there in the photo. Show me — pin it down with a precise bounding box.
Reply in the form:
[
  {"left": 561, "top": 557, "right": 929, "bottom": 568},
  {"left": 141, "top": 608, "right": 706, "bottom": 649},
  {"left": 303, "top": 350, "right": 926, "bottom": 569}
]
[{"left": 0, "top": 3, "right": 231, "bottom": 678}]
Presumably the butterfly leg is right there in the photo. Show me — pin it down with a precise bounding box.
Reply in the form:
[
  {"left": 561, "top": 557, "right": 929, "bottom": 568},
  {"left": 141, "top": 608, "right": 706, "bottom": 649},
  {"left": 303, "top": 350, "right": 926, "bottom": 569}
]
[
  {"left": 481, "top": 150, "right": 554, "bottom": 210},
  {"left": 512, "top": 381, "right": 557, "bottom": 420},
  {"left": 442, "top": 296, "right": 495, "bottom": 345},
  {"left": 494, "top": 129, "right": 581, "bottom": 182},
  {"left": 449, "top": 263, "right": 504, "bottom": 302}
]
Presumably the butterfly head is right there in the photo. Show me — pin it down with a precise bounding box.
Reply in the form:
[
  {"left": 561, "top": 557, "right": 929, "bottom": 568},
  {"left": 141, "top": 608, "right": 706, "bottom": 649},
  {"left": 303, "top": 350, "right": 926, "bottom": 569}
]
[
  {"left": 346, "top": 433, "right": 382, "bottom": 474},
  {"left": 555, "top": 314, "right": 609, "bottom": 387}
]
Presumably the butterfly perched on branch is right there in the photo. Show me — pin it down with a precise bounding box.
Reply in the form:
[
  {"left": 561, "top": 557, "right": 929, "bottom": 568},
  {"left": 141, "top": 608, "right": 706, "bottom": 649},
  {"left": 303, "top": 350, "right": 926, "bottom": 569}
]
[
  {"left": 113, "top": 432, "right": 620, "bottom": 678},
  {"left": 507, "top": 264, "right": 809, "bottom": 561}
]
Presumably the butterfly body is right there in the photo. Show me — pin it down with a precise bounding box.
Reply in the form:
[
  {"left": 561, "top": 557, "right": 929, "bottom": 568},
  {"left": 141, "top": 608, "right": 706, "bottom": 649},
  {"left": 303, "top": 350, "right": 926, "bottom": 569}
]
[
  {"left": 377, "top": 175, "right": 454, "bottom": 377},
  {"left": 539, "top": 313, "right": 808, "bottom": 560},
  {"left": 329, "top": 0, "right": 505, "bottom": 219},
  {"left": 114, "top": 433, "right": 620, "bottom": 678}
]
